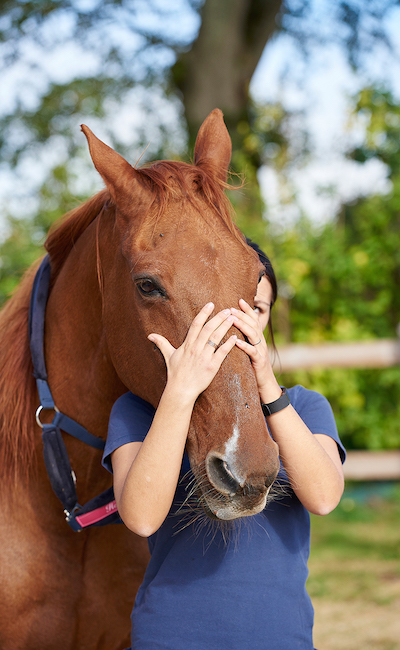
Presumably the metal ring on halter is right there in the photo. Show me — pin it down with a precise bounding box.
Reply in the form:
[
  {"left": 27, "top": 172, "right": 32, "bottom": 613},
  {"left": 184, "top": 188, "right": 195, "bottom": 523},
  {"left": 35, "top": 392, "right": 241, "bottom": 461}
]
[
  {"left": 207, "top": 340, "right": 218, "bottom": 349},
  {"left": 35, "top": 404, "right": 60, "bottom": 429},
  {"left": 254, "top": 339, "right": 262, "bottom": 345}
]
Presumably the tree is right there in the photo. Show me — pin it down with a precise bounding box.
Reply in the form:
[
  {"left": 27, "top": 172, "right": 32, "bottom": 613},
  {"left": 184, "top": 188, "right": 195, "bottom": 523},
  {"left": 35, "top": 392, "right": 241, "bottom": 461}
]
[
  {"left": 272, "top": 87, "right": 400, "bottom": 451},
  {"left": 1, "top": 0, "right": 397, "bottom": 174}
]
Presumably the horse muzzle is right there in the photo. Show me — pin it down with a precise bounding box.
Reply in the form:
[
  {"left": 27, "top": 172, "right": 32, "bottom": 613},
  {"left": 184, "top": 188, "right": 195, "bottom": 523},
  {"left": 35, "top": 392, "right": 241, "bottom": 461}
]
[{"left": 201, "top": 448, "right": 280, "bottom": 520}]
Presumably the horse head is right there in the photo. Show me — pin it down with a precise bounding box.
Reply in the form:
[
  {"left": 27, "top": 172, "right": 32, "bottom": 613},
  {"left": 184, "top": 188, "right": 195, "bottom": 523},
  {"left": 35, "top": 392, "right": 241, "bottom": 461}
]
[{"left": 81, "top": 110, "right": 280, "bottom": 521}]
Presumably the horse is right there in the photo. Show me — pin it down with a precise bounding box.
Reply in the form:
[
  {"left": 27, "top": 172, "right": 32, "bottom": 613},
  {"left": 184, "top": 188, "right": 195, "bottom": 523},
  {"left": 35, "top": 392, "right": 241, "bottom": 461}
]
[{"left": 0, "top": 109, "right": 280, "bottom": 650}]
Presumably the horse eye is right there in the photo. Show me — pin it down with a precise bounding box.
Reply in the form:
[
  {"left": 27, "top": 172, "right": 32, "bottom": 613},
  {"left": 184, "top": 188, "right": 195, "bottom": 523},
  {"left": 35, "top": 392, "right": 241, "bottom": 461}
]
[{"left": 137, "top": 279, "right": 158, "bottom": 295}]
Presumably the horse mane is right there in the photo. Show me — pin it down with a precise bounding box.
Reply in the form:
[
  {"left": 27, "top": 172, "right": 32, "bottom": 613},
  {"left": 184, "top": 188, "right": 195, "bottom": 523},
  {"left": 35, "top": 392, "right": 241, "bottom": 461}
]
[
  {"left": 0, "top": 157, "right": 243, "bottom": 482},
  {"left": 45, "top": 189, "right": 110, "bottom": 281},
  {"left": 0, "top": 262, "right": 39, "bottom": 483},
  {"left": 0, "top": 191, "right": 110, "bottom": 483}
]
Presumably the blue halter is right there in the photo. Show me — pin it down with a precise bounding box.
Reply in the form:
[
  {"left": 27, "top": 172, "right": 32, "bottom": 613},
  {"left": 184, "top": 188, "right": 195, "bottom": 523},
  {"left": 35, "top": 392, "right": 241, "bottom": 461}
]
[{"left": 29, "top": 255, "right": 121, "bottom": 531}]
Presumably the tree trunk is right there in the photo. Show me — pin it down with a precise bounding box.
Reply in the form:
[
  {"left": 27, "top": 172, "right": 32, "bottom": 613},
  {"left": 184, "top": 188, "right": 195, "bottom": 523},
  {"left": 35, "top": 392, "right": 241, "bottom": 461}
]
[{"left": 173, "top": 0, "right": 282, "bottom": 149}]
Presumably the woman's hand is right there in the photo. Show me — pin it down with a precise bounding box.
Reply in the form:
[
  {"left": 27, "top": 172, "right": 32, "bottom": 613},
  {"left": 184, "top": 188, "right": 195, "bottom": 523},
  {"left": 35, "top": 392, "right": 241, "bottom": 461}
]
[
  {"left": 230, "top": 299, "right": 281, "bottom": 402},
  {"left": 148, "top": 302, "right": 237, "bottom": 405}
]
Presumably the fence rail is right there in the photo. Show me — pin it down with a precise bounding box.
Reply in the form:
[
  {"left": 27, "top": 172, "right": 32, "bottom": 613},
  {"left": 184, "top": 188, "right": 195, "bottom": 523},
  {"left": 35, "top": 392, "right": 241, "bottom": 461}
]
[
  {"left": 275, "top": 338, "right": 400, "bottom": 372},
  {"left": 273, "top": 338, "right": 400, "bottom": 482},
  {"left": 344, "top": 450, "right": 400, "bottom": 481}
]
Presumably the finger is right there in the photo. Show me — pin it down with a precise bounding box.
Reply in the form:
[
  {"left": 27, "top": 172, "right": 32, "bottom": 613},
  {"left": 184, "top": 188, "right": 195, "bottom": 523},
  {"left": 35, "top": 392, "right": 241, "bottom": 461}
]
[
  {"left": 234, "top": 337, "right": 260, "bottom": 360},
  {"left": 232, "top": 303, "right": 259, "bottom": 328},
  {"left": 196, "top": 308, "right": 233, "bottom": 347},
  {"left": 148, "top": 333, "right": 175, "bottom": 363},
  {"left": 238, "top": 298, "right": 256, "bottom": 317},
  {"left": 213, "top": 334, "right": 238, "bottom": 363},
  {"left": 230, "top": 311, "right": 261, "bottom": 344},
  {"left": 204, "top": 314, "right": 235, "bottom": 348},
  {"left": 184, "top": 302, "right": 215, "bottom": 345}
]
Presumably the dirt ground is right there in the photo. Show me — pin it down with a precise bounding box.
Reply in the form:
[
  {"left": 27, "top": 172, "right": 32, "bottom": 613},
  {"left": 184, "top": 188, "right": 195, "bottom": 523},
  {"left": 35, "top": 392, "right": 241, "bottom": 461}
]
[
  {"left": 309, "top": 495, "right": 400, "bottom": 650},
  {"left": 313, "top": 596, "right": 400, "bottom": 650}
]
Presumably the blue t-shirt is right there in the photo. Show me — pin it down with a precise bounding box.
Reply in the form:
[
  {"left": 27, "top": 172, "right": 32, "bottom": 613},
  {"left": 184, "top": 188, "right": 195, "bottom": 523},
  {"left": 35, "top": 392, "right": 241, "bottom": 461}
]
[{"left": 103, "top": 386, "right": 345, "bottom": 650}]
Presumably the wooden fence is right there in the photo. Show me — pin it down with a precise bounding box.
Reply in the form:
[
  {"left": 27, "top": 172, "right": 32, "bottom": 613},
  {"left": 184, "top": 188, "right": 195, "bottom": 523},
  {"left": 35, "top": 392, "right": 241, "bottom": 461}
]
[
  {"left": 276, "top": 338, "right": 400, "bottom": 371},
  {"left": 274, "top": 338, "right": 400, "bottom": 481}
]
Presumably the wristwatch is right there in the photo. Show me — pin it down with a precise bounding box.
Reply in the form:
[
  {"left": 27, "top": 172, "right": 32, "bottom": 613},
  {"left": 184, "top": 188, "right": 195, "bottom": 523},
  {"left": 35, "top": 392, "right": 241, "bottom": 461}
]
[{"left": 261, "top": 387, "right": 290, "bottom": 417}]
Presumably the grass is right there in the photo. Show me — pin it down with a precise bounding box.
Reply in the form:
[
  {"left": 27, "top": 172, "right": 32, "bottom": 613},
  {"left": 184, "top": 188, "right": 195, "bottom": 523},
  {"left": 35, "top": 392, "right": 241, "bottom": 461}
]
[{"left": 309, "top": 483, "right": 400, "bottom": 650}]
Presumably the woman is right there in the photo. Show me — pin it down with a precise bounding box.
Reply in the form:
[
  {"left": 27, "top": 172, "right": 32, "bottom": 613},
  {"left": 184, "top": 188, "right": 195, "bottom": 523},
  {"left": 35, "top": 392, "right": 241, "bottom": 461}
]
[{"left": 103, "top": 241, "right": 345, "bottom": 650}]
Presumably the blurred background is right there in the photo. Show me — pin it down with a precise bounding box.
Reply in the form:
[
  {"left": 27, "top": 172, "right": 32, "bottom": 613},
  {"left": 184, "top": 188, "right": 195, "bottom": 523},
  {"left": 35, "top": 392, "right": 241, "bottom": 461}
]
[{"left": 1, "top": 1, "right": 399, "bottom": 647}]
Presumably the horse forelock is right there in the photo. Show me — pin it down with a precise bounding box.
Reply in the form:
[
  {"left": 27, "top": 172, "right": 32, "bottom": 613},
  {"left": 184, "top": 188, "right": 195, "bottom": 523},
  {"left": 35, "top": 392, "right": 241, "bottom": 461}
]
[{"left": 136, "top": 160, "right": 244, "bottom": 244}]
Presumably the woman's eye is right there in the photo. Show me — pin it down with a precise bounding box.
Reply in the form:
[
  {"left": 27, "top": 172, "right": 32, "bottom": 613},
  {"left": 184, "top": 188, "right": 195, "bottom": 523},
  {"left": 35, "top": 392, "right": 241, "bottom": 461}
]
[{"left": 253, "top": 306, "right": 260, "bottom": 314}]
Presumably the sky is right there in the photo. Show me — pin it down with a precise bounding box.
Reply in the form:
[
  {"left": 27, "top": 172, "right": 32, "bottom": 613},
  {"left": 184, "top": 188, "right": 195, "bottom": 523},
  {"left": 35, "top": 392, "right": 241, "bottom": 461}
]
[
  {"left": 1, "top": 0, "right": 400, "bottom": 237},
  {"left": 250, "top": 4, "right": 400, "bottom": 227}
]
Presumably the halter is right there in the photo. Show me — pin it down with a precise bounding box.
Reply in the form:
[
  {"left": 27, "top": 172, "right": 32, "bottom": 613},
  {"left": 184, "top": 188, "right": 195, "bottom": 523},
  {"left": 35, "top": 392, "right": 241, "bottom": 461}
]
[{"left": 29, "top": 255, "right": 122, "bottom": 531}]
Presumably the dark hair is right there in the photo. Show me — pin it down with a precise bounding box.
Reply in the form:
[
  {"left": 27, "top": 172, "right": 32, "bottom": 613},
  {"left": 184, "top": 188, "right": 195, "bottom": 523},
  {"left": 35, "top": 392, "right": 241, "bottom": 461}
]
[
  {"left": 246, "top": 237, "right": 278, "bottom": 349},
  {"left": 246, "top": 238, "right": 278, "bottom": 306}
]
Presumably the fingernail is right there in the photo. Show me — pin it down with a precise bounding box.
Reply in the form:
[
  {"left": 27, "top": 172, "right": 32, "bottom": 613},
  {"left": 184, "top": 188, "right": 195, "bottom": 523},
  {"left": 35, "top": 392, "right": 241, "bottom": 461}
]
[{"left": 222, "top": 308, "right": 230, "bottom": 315}]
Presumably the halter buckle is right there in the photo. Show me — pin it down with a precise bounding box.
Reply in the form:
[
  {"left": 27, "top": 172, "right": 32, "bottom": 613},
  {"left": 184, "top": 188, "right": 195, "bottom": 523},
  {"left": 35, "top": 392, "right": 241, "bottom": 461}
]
[{"left": 64, "top": 504, "right": 83, "bottom": 532}]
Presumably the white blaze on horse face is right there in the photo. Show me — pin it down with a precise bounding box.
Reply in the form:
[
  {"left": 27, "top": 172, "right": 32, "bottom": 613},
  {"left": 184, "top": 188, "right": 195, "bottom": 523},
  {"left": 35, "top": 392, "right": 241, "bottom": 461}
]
[
  {"left": 223, "top": 374, "right": 246, "bottom": 486},
  {"left": 224, "top": 423, "right": 245, "bottom": 486}
]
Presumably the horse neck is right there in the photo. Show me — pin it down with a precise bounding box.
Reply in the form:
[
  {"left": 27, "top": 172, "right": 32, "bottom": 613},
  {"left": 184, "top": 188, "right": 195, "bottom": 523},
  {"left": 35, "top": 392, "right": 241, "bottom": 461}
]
[{"left": 45, "top": 220, "right": 126, "bottom": 446}]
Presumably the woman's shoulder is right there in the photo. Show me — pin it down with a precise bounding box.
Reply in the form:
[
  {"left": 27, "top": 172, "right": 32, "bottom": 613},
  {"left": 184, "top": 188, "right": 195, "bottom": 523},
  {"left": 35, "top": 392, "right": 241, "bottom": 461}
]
[
  {"left": 287, "top": 384, "right": 329, "bottom": 409},
  {"left": 110, "top": 391, "right": 155, "bottom": 418},
  {"left": 287, "top": 385, "right": 346, "bottom": 461},
  {"left": 102, "top": 393, "right": 156, "bottom": 473},
  {"left": 286, "top": 384, "right": 335, "bottom": 427}
]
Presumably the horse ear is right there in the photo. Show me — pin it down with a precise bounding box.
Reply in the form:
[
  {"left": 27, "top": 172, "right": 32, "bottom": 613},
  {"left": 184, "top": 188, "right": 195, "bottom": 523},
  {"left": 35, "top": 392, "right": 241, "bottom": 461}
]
[
  {"left": 193, "top": 109, "right": 232, "bottom": 182},
  {"left": 81, "top": 125, "right": 140, "bottom": 206}
]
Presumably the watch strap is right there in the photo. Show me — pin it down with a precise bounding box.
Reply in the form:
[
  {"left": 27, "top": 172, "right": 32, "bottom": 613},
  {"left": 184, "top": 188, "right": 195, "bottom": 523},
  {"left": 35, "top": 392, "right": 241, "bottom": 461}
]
[{"left": 261, "top": 387, "right": 290, "bottom": 417}]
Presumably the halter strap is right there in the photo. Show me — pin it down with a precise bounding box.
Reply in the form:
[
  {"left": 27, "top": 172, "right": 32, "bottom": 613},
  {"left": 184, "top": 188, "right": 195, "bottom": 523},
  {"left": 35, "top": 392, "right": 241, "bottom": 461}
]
[{"left": 29, "top": 255, "right": 121, "bottom": 531}]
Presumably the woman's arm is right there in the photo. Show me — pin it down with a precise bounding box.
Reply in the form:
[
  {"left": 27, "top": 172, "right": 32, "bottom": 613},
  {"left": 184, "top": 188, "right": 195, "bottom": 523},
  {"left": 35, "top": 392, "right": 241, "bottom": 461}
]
[
  {"left": 111, "top": 303, "right": 237, "bottom": 537},
  {"left": 231, "top": 300, "right": 344, "bottom": 516}
]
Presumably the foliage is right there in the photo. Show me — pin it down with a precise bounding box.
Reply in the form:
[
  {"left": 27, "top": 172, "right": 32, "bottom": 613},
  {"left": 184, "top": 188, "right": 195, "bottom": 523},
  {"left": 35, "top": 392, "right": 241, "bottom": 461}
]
[
  {"left": 311, "top": 483, "right": 400, "bottom": 565},
  {"left": 0, "top": 164, "right": 91, "bottom": 303},
  {"left": 268, "top": 87, "right": 400, "bottom": 450}
]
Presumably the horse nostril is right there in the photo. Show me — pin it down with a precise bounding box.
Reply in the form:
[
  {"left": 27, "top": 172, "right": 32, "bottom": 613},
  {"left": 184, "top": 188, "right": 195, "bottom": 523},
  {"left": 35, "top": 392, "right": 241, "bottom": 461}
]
[{"left": 206, "top": 454, "right": 240, "bottom": 496}]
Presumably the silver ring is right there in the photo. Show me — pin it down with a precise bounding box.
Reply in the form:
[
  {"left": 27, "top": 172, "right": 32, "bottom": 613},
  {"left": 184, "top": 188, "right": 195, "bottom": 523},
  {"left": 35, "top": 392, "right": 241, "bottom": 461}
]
[
  {"left": 35, "top": 404, "right": 60, "bottom": 429},
  {"left": 254, "top": 339, "right": 262, "bottom": 345},
  {"left": 207, "top": 340, "right": 218, "bottom": 349}
]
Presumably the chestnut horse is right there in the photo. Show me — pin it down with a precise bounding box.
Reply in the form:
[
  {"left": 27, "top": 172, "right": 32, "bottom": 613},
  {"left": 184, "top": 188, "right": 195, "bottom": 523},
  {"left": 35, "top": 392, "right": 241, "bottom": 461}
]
[{"left": 0, "top": 110, "right": 279, "bottom": 649}]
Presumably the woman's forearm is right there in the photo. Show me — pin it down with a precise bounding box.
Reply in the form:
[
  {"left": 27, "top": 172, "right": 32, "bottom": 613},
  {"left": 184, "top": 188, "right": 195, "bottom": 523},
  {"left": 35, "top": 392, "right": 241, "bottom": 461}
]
[
  {"left": 114, "top": 385, "right": 196, "bottom": 537},
  {"left": 266, "top": 406, "right": 344, "bottom": 515}
]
